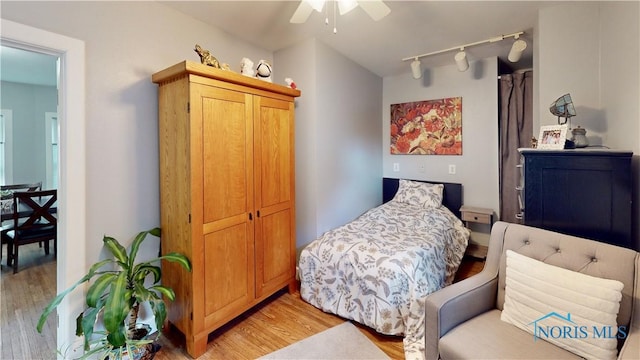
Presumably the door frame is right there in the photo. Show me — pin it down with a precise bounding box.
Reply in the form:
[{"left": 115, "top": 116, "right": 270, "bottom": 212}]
[{"left": 1, "top": 19, "right": 86, "bottom": 353}]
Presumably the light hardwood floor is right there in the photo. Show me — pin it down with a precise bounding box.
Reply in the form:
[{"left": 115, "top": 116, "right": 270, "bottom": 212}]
[
  {"left": 1, "top": 242, "right": 58, "bottom": 360},
  {"left": 0, "top": 246, "right": 484, "bottom": 360}
]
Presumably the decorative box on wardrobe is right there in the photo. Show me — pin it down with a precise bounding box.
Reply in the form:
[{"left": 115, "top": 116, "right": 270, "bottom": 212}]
[
  {"left": 517, "top": 148, "right": 633, "bottom": 250},
  {"left": 152, "top": 61, "right": 301, "bottom": 358}
]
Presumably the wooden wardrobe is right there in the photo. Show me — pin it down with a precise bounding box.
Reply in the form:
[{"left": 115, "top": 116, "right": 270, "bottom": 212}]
[{"left": 152, "top": 61, "right": 300, "bottom": 358}]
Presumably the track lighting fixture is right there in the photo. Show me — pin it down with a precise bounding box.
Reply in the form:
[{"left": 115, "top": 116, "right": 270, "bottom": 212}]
[
  {"left": 402, "top": 31, "right": 526, "bottom": 77},
  {"left": 454, "top": 49, "right": 469, "bottom": 72},
  {"left": 410, "top": 58, "right": 422, "bottom": 79},
  {"left": 508, "top": 35, "right": 527, "bottom": 62}
]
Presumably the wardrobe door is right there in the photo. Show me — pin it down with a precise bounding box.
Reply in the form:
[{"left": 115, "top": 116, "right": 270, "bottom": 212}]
[
  {"left": 193, "top": 83, "right": 256, "bottom": 326},
  {"left": 253, "top": 96, "right": 296, "bottom": 297}
]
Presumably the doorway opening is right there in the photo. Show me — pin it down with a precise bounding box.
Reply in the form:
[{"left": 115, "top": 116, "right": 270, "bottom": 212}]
[{"left": 1, "top": 18, "right": 86, "bottom": 354}]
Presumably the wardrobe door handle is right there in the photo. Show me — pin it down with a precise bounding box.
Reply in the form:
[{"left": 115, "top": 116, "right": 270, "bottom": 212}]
[{"left": 249, "top": 213, "right": 253, "bottom": 220}]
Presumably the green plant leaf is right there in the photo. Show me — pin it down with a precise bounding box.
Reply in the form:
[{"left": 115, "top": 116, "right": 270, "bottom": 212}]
[
  {"left": 150, "top": 285, "right": 176, "bottom": 301},
  {"left": 149, "top": 298, "right": 167, "bottom": 333},
  {"left": 86, "top": 273, "right": 117, "bottom": 308},
  {"left": 103, "top": 235, "right": 129, "bottom": 265},
  {"left": 128, "top": 229, "right": 159, "bottom": 270},
  {"left": 149, "top": 227, "right": 161, "bottom": 237},
  {"left": 75, "top": 311, "right": 84, "bottom": 337},
  {"left": 80, "top": 306, "right": 101, "bottom": 351},
  {"left": 103, "top": 271, "right": 129, "bottom": 344},
  {"left": 107, "top": 328, "right": 127, "bottom": 350},
  {"left": 133, "top": 264, "right": 161, "bottom": 284},
  {"left": 159, "top": 252, "right": 192, "bottom": 272},
  {"left": 133, "top": 283, "right": 159, "bottom": 304}
]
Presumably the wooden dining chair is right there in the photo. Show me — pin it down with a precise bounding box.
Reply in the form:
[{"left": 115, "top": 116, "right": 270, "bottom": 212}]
[
  {"left": 1, "top": 182, "right": 43, "bottom": 265},
  {"left": 3, "top": 189, "right": 57, "bottom": 274}
]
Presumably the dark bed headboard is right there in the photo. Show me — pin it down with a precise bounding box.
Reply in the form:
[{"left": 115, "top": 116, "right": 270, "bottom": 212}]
[{"left": 382, "top": 177, "right": 463, "bottom": 219}]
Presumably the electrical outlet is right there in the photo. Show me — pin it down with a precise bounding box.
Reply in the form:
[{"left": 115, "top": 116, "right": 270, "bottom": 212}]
[
  {"left": 448, "top": 164, "right": 456, "bottom": 174},
  {"left": 393, "top": 163, "right": 400, "bottom": 172}
]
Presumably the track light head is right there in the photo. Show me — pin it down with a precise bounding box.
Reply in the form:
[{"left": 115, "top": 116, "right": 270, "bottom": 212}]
[
  {"left": 508, "top": 39, "right": 527, "bottom": 62},
  {"left": 410, "top": 58, "right": 422, "bottom": 79},
  {"left": 455, "top": 50, "right": 469, "bottom": 72}
]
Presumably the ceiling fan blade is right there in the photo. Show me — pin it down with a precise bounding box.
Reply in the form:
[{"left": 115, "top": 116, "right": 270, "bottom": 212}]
[
  {"left": 290, "top": 1, "right": 314, "bottom": 23},
  {"left": 358, "top": 1, "right": 390, "bottom": 21},
  {"left": 338, "top": 0, "right": 358, "bottom": 15}
]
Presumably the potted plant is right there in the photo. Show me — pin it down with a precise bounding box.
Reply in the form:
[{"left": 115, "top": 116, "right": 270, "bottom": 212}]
[{"left": 37, "top": 227, "right": 191, "bottom": 359}]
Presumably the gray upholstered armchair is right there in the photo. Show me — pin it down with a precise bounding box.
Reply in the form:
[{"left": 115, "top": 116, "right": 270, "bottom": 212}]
[{"left": 425, "top": 221, "right": 639, "bottom": 359}]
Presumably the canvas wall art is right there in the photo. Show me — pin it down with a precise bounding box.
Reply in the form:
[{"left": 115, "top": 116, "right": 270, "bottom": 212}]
[{"left": 390, "top": 97, "right": 462, "bottom": 155}]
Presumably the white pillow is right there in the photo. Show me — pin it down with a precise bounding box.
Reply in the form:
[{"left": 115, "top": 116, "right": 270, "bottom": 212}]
[
  {"left": 501, "top": 250, "right": 624, "bottom": 360},
  {"left": 392, "top": 179, "right": 443, "bottom": 208}
]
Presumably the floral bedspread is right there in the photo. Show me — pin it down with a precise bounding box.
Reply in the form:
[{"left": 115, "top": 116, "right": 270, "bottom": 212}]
[{"left": 299, "top": 200, "right": 470, "bottom": 360}]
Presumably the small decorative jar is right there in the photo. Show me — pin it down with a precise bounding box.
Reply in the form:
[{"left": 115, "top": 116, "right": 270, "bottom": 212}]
[{"left": 572, "top": 126, "right": 589, "bottom": 148}]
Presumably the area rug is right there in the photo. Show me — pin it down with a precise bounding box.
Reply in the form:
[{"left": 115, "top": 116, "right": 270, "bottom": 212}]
[{"left": 259, "top": 322, "right": 391, "bottom": 360}]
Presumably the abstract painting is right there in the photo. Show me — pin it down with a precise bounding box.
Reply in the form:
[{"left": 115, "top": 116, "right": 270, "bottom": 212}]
[{"left": 390, "top": 97, "right": 462, "bottom": 155}]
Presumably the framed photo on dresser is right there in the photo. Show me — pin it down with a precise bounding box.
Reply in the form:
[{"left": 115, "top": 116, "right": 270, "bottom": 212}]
[{"left": 537, "top": 124, "right": 567, "bottom": 149}]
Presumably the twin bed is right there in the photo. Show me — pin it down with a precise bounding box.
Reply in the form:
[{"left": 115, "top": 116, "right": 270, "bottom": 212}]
[{"left": 298, "top": 178, "right": 470, "bottom": 360}]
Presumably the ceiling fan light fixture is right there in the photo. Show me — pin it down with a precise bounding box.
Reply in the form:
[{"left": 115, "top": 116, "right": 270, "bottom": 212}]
[
  {"left": 291, "top": 0, "right": 389, "bottom": 24},
  {"left": 508, "top": 38, "right": 527, "bottom": 62},
  {"left": 410, "top": 58, "right": 422, "bottom": 79},
  {"left": 455, "top": 50, "right": 469, "bottom": 72},
  {"left": 338, "top": 0, "right": 358, "bottom": 15},
  {"left": 307, "top": 0, "right": 326, "bottom": 12}
]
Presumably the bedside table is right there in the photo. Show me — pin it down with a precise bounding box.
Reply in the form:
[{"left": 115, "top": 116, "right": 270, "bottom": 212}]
[
  {"left": 460, "top": 206, "right": 493, "bottom": 226},
  {"left": 459, "top": 206, "right": 493, "bottom": 259}
]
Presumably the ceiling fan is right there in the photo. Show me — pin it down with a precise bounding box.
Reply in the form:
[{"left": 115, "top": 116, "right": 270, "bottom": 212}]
[{"left": 290, "top": 0, "right": 390, "bottom": 24}]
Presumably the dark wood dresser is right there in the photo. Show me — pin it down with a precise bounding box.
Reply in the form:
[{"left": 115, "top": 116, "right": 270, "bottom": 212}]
[{"left": 517, "top": 149, "right": 633, "bottom": 249}]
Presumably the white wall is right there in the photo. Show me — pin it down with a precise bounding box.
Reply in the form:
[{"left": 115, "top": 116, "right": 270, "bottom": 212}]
[
  {"left": 537, "top": 4, "right": 602, "bottom": 139},
  {"left": 537, "top": 2, "right": 639, "bottom": 151},
  {"left": 382, "top": 57, "right": 500, "bottom": 232},
  {"left": 276, "top": 38, "right": 383, "bottom": 248},
  {"left": 274, "top": 38, "right": 319, "bottom": 249},
  {"left": 600, "top": 3, "right": 640, "bottom": 153},
  {"left": 314, "top": 40, "right": 382, "bottom": 235}
]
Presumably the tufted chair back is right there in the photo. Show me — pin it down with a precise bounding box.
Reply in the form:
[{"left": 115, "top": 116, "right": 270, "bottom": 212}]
[{"left": 495, "top": 222, "right": 638, "bottom": 331}]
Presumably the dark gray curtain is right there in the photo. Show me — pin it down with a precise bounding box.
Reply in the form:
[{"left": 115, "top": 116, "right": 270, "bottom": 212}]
[{"left": 499, "top": 71, "right": 533, "bottom": 223}]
